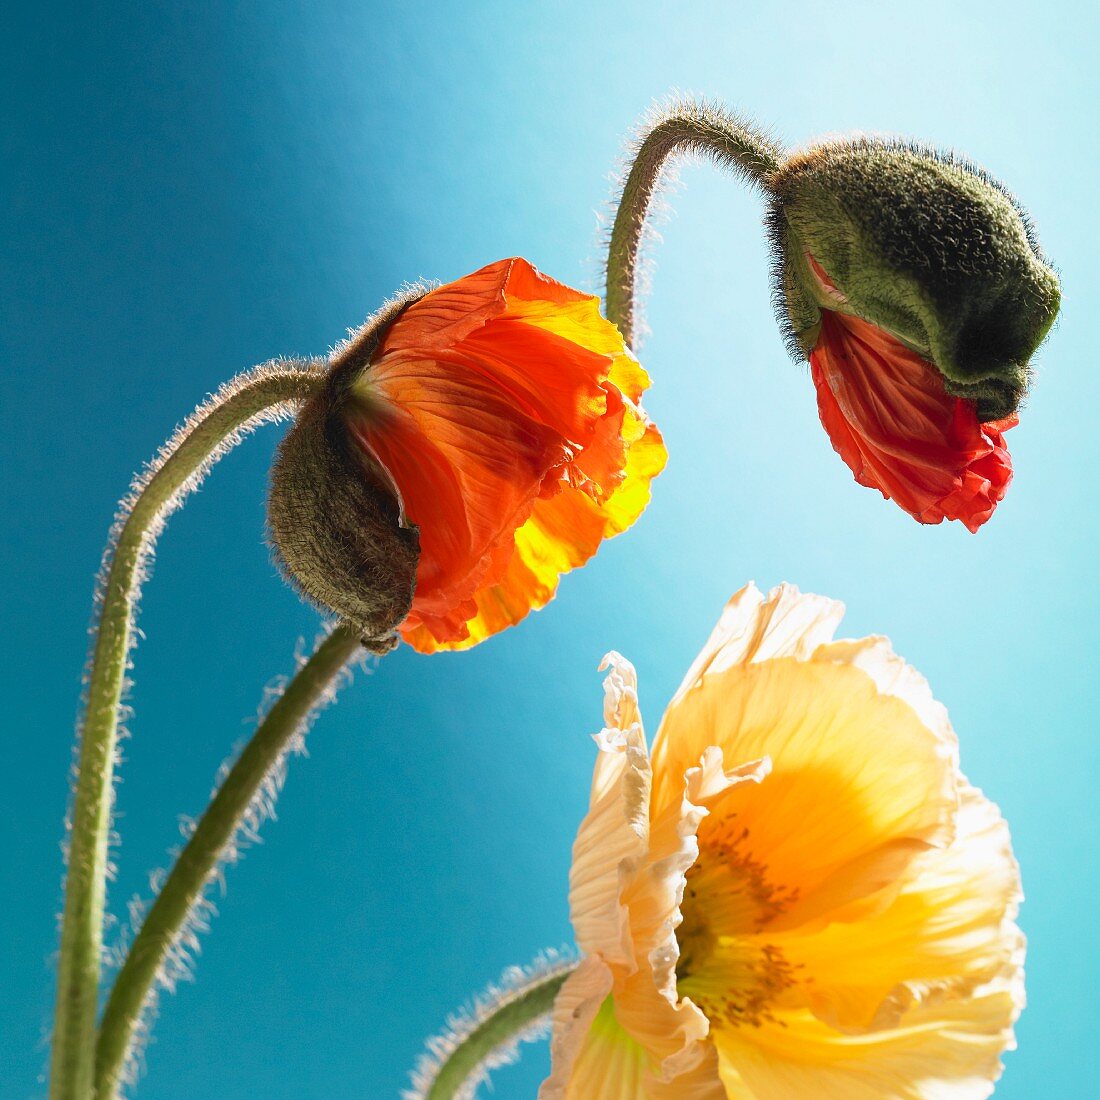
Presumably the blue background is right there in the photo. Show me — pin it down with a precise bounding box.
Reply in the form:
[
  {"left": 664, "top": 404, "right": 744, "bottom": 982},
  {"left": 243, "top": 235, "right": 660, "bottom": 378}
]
[{"left": 3, "top": 2, "right": 1096, "bottom": 1096}]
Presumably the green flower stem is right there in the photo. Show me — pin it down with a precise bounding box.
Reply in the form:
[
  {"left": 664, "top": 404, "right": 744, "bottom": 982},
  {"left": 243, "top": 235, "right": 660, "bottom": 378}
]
[
  {"left": 605, "top": 99, "right": 782, "bottom": 347},
  {"left": 94, "top": 623, "right": 364, "bottom": 1098},
  {"left": 51, "top": 363, "right": 321, "bottom": 1100},
  {"left": 417, "top": 962, "right": 576, "bottom": 1100}
]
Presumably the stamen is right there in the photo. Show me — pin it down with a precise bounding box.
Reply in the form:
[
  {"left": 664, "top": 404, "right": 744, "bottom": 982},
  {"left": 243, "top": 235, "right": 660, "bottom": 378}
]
[
  {"left": 682, "top": 942, "right": 797, "bottom": 1029},
  {"left": 676, "top": 823, "right": 798, "bottom": 1028}
]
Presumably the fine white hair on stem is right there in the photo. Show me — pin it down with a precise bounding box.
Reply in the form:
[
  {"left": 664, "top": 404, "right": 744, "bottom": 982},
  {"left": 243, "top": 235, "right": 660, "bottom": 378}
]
[
  {"left": 327, "top": 278, "right": 434, "bottom": 363},
  {"left": 105, "top": 624, "right": 368, "bottom": 1091},
  {"left": 601, "top": 92, "right": 783, "bottom": 349},
  {"left": 59, "top": 357, "right": 321, "bottom": 914},
  {"left": 80, "top": 355, "right": 319, "bottom": 727},
  {"left": 405, "top": 949, "right": 576, "bottom": 1100},
  {"left": 51, "top": 358, "right": 323, "bottom": 1096},
  {"left": 599, "top": 91, "right": 701, "bottom": 344}
]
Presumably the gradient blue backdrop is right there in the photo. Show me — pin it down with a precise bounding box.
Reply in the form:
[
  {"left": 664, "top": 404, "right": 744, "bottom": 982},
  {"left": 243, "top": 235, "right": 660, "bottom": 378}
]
[{"left": 3, "top": 2, "right": 1096, "bottom": 1096}]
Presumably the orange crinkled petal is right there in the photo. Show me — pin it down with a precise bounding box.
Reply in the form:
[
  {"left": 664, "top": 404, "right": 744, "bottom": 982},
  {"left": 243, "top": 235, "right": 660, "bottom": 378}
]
[
  {"left": 400, "top": 410, "right": 666, "bottom": 654},
  {"left": 346, "top": 258, "right": 666, "bottom": 653},
  {"left": 810, "top": 310, "right": 1015, "bottom": 533}
]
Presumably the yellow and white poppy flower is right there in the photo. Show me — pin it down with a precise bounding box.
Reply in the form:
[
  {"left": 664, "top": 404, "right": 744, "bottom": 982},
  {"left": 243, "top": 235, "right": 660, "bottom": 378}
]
[{"left": 543, "top": 583, "right": 1023, "bottom": 1100}]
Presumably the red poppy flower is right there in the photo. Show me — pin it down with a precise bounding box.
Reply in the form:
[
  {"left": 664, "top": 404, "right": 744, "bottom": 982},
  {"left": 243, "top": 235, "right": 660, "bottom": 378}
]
[
  {"left": 809, "top": 307, "right": 1015, "bottom": 533},
  {"left": 343, "top": 257, "right": 666, "bottom": 652},
  {"left": 768, "top": 137, "right": 1061, "bottom": 535}
]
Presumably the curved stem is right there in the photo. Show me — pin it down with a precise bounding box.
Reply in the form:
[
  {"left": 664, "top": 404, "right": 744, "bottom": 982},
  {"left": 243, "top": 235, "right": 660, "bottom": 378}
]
[
  {"left": 606, "top": 99, "right": 783, "bottom": 347},
  {"left": 94, "top": 623, "right": 363, "bottom": 1097},
  {"left": 410, "top": 960, "right": 576, "bottom": 1100},
  {"left": 51, "top": 363, "right": 321, "bottom": 1100}
]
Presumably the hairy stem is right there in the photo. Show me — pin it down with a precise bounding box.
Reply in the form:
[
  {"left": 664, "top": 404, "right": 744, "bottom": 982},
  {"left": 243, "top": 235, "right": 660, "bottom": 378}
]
[
  {"left": 606, "top": 99, "right": 783, "bottom": 347},
  {"left": 51, "top": 363, "right": 321, "bottom": 1100},
  {"left": 94, "top": 623, "right": 364, "bottom": 1097},
  {"left": 412, "top": 961, "right": 576, "bottom": 1100}
]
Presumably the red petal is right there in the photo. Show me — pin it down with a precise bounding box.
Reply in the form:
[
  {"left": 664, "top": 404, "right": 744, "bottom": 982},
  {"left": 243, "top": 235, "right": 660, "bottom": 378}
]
[
  {"left": 810, "top": 311, "right": 1014, "bottom": 533},
  {"left": 347, "top": 356, "right": 564, "bottom": 639},
  {"left": 344, "top": 258, "right": 665, "bottom": 651}
]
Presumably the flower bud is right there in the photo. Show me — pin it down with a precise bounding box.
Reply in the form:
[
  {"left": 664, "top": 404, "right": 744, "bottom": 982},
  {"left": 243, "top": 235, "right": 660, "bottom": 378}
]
[
  {"left": 767, "top": 140, "right": 1060, "bottom": 530},
  {"left": 268, "top": 328, "right": 420, "bottom": 645},
  {"left": 269, "top": 258, "right": 665, "bottom": 652}
]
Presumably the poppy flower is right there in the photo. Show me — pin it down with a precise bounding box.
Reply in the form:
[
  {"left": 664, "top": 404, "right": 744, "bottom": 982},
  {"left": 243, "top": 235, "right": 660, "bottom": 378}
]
[
  {"left": 544, "top": 583, "right": 1023, "bottom": 1098},
  {"left": 768, "top": 141, "right": 1060, "bottom": 531},
  {"left": 269, "top": 258, "right": 665, "bottom": 652}
]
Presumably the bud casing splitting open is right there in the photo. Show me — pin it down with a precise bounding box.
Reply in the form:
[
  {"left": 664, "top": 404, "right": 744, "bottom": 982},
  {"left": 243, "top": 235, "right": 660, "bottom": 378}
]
[
  {"left": 268, "top": 328, "right": 421, "bottom": 646},
  {"left": 765, "top": 139, "right": 1060, "bottom": 530}
]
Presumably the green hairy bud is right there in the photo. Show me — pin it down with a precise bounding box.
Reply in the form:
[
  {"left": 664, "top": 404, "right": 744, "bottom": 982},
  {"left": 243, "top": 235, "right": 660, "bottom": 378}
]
[
  {"left": 768, "top": 140, "right": 1061, "bottom": 420},
  {"left": 267, "top": 296, "right": 422, "bottom": 646}
]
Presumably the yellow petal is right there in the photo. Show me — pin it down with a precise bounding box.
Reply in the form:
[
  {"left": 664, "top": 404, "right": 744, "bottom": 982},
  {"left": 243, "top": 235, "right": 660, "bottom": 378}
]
[
  {"left": 611, "top": 963, "right": 713, "bottom": 1085},
  {"left": 651, "top": 586, "right": 959, "bottom": 929},
  {"left": 657, "top": 657, "right": 957, "bottom": 928},
  {"left": 566, "top": 659, "right": 766, "bottom": 1091},
  {"left": 542, "top": 992, "right": 648, "bottom": 1100},
  {"left": 568, "top": 654, "right": 652, "bottom": 967},
  {"left": 611, "top": 742, "right": 765, "bottom": 1080},
  {"left": 647, "top": 1040, "right": 728, "bottom": 1100},
  {"left": 761, "top": 783, "right": 1023, "bottom": 1035},
  {"left": 667, "top": 583, "right": 845, "bottom": 711},
  {"left": 812, "top": 635, "right": 958, "bottom": 773},
  {"left": 622, "top": 747, "right": 770, "bottom": 1008},
  {"left": 542, "top": 958, "right": 620, "bottom": 1099},
  {"left": 713, "top": 980, "right": 1021, "bottom": 1100},
  {"left": 544, "top": 981, "right": 725, "bottom": 1100}
]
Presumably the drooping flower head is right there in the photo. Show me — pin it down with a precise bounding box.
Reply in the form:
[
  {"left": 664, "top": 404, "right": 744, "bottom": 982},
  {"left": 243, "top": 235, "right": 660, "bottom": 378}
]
[
  {"left": 545, "top": 584, "right": 1023, "bottom": 1098},
  {"left": 768, "top": 142, "right": 1060, "bottom": 530},
  {"left": 269, "top": 258, "right": 666, "bottom": 652}
]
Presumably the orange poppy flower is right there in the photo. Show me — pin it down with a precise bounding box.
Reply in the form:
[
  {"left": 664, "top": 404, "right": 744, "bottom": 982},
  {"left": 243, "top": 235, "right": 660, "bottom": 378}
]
[
  {"left": 810, "top": 307, "right": 1015, "bottom": 533},
  {"left": 343, "top": 258, "right": 666, "bottom": 653}
]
